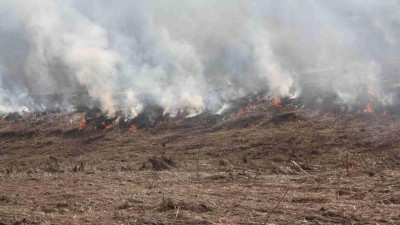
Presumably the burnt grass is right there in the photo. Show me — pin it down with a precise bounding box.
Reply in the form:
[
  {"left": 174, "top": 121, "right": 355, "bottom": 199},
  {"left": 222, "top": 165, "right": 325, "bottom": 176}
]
[{"left": 0, "top": 102, "right": 400, "bottom": 224}]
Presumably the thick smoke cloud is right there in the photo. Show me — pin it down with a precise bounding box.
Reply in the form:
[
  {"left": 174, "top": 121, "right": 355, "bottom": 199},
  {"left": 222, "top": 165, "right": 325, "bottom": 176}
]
[{"left": 0, "top": 0, "right": 399, "bottom": 115}]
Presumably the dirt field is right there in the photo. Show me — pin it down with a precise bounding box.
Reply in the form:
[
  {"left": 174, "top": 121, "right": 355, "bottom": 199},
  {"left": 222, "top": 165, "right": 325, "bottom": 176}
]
[{"left": 0, "top": 103, "right": 399, "bottom": 224}]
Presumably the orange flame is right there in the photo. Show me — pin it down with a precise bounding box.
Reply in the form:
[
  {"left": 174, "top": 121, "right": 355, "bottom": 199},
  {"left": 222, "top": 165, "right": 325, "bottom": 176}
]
[
  {"left": 93, "top": 125, "right": 99, "bottom": 132},
  {"left": 364, "top": 102, "right": 374, "bottom": 113},
  {"left": 362, "top": 86, "right": 377, "bottom": 114},
  {"left": 159, "top": 120, "right": 168, "bottom": 125},
  {"left": 130, "top": 124, "right": 137, "bottom": 132},
  {"left": 273, "top": 98, "right": 282, "bottom": 108},
  {"left": 232, "top": 96, "right": 262, "bottom": 118},
  {"left": 79, "top": 119, "right": 87, "bottom": 130}
]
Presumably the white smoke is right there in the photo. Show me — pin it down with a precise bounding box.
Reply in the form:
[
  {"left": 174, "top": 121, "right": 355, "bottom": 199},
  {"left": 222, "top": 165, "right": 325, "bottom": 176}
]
[
  {"left": 11, "top": 0, "right": 121, "bottom": 115},
  {"left": 252, "top": 27, "right": 294, "bottom": 97},
  {"left": 0, "top": 0, "right": 399, "bottom": 115}
]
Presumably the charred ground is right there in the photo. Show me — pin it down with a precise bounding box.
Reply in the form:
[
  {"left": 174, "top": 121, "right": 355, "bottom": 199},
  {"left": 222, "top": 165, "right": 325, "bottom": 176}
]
[{"left": 0, "top": 97, "right": 399, "bottom": 224}]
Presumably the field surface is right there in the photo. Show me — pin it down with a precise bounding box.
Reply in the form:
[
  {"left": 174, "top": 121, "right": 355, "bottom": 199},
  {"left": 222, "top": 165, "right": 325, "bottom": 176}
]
[{"left": 0, "top": 102, "right": 399, "bottom": 224}]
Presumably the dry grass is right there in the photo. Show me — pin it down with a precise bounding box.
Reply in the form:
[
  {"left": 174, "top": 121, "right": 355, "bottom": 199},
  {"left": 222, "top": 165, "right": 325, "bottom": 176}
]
[{"left": 0, "top": 108, "right": 400, "bottom": 224}]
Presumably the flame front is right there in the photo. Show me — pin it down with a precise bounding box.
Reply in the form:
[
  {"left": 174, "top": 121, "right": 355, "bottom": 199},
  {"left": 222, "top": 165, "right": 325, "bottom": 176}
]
[
  {"left": 159, "top": 120, "right": 168, "bottom": 125},
  {"left": 130, "top": 124, "right": 137, "bottom": 132},
  {"left": 104, "top": 122, "right": 113, "bottom": 130},
  {"left": 273, "top": 98, "right": 282, "bottom": 108},
  {"left": 363, "top": 86, "right": 377, "bottom": 113},
  {"left": 364, "top": 102, "right": 374, "bottom": 113},
  {"left": 79, "top": 118, "right": 87, "bottom": 130}
]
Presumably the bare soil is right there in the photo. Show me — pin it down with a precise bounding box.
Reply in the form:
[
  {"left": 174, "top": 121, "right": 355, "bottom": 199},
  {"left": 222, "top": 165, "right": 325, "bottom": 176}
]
[{"left": 0, "top": 103, "right": 399, "bottom": 224}]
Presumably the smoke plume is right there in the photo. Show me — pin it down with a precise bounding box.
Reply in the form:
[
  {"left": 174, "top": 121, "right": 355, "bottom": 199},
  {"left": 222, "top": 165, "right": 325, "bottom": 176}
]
[{"left": 0, "top": 0, "right": 399, "bottom": 115}]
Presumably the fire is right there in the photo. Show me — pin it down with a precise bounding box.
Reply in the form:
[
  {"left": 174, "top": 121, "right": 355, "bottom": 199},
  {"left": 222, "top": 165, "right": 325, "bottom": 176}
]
[
  {"left": 229, "top": 96, "right": 262, "bottom": 119},
  {"left": 130, "top": 124, "right": 137, "bottom": 132},
  {"left": 364, "top": 102, "right": 374, "bottom": 113},
  {"left": 113, "top": 116, "right": 123, "bottom": 126},
  {"left": 363, "top": 86, "right": 377, "bottom": 114},
  {"left": 93, "top": 125, "right": 99, "bottom": 132},
  {"left": 159, "top": 120, "right": 168, "bottom": 125},
  {"left": 79, "top": 119, "right": 87, "bottom": 130},
  {"left": 236, "top": 108, "right": 246, "bottom": 117},
  {"left": 273, "top": 98, "right": 282, "bottom": 108}
]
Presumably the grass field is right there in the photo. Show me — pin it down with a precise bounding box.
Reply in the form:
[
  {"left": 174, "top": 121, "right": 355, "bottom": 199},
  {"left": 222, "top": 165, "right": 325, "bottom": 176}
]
[{"left": 0, "top": 102, "right": 399, "bottom": 224}]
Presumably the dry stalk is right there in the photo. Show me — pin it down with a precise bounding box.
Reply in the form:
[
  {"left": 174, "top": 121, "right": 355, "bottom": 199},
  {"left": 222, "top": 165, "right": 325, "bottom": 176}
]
[
  {"left": 263, "top": 188, "right": 290, "bottom": 225},
  {"left": 345, "top": 152, "right": 350, "bottom": 176},
  {"left": 253, "top": 168, "right": 261, "bottom": 186},
  {"left": 175, "top": 206, "right": 180, "bottom": 218},
  {"left": 7, "top": 162, "right": 14, "bottom": 174},
  {"left": 242, "top": 156, "right": 247, "bottom": 175},
  {"left": 292, "top": 161, "right": 309, "bottom": 175}
]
